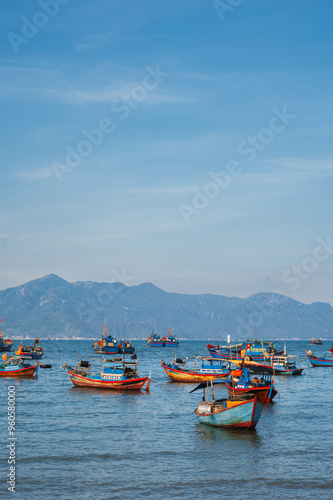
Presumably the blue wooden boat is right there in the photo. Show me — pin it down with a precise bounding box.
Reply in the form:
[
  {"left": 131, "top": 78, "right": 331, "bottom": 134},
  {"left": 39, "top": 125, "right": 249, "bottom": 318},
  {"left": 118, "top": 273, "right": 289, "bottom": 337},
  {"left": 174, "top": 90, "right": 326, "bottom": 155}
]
[
  {"left": 239, "top": 356, "right": 303, "bottom": 375},
  {"left": 0, "top": 320, "right": 13, "bottom": 352},
  {"left": 147, "top": 328, "right": 164, "bottom": 347},
  {"left": 161, "top": 356, "right": 230, "bottom": 383},
  {"left": 163, "top": 328, "right": 179, "bottom": 347},
  {"left": 118, "top": 340, "right": 135, "bottom": 354},
  {"left": 147, "top": 327, "right": 179, "bottom": 347},
  {"left": 305, "top": 348, "right": 333, "bottom": 367},
  {"left": 93, "top": 323, "right": 120, "bottom": 354},
  {"left": 190, "top": 380, "right": 263, "bottom": 429},
  {"left": 225, "top": 367, "right": 277, "bottom": 404},
  {"left": 232, "top": 346, "right": 303, "bottom": 375},
  {"left": 310, "top": 338, "right": 323, "bottom": 345},
  {"left": 20, "top": 338, "right": 44, "bottom": 359},
  {"left": 207, "top": 339, "right": 282, "bottom": 362},
  {"left": 63, "top": 355, "right": 151, "bottom": 390}
]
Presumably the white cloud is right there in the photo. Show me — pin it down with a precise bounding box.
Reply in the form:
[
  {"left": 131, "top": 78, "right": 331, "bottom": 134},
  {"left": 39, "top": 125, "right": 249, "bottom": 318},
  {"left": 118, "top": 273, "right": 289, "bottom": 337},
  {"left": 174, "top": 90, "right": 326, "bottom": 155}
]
[
  {"left": 43, "top": 86, "right": 189, "bottom": 105},
  {"left": 11, "top": 167, "right": 55, "bottom": 180},
  {"left": 118, "top": 185, "right": 195, "bottom": 195}
]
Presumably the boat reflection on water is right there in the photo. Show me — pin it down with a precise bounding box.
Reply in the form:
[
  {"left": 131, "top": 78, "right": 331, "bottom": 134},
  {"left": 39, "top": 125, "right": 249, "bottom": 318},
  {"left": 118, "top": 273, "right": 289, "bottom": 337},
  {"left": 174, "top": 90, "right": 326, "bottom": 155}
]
[
  {"left": 194, "top": 422, "right": 264, "bottom": 447},
  {"left": 66, "top": 385, "right": 151, "bottom": 400}
]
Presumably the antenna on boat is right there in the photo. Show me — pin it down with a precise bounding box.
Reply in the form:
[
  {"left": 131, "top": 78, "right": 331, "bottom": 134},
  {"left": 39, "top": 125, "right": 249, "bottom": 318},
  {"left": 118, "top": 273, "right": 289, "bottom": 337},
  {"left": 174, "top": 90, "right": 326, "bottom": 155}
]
[{"left": 102, "top": 320, "right": 109, "bottom": 339}]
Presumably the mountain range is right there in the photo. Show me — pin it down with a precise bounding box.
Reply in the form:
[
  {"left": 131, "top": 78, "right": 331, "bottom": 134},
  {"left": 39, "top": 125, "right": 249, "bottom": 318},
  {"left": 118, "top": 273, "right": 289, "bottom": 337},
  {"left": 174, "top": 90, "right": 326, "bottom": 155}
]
[{"left": 0, "top": 274, "right": 332, "bottom": 340}]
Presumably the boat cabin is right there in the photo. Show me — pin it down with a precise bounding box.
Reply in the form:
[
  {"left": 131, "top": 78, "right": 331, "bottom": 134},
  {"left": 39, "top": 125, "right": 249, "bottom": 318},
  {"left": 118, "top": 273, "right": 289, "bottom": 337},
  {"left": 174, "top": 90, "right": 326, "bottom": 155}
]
[
  {"left": 101, "top": 358, "right": 138, "bottom": 380},
  {"left": 232, "top": 368, "right": 272, "bottom": 388},
  {"left": 199, "top": 357, "right": 229, "bottom": 373}
]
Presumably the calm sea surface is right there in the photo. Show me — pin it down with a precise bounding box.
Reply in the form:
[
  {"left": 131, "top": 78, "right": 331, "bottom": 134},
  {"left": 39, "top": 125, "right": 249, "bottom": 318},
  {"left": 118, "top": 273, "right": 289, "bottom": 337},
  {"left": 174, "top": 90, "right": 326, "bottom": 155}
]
[{"left": 1, "top": 340, "right": 333, "bottom": 499}]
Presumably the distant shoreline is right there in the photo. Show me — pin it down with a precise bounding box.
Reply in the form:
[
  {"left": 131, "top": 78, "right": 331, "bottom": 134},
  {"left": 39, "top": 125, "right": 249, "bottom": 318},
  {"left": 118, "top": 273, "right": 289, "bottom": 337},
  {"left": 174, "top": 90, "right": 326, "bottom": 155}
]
[{"left": 8, "top": 337, "right": 333, "bottom": 341}]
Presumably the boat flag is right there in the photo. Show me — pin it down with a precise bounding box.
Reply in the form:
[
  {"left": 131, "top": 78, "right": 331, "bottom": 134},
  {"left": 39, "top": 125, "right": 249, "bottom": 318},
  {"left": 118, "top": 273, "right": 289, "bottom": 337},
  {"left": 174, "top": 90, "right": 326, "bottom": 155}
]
[
  {"left": 246, "top": 342, "right": 251, "bottom": 349},
  {"left": 2, "top": 353, "right": 7, "bottom": 361},
  {"left": 189, "top": 378, "right": 226, "bottom": 393},
  {"left": 15, "top": 347, "right": 22, "bottom": 355}
]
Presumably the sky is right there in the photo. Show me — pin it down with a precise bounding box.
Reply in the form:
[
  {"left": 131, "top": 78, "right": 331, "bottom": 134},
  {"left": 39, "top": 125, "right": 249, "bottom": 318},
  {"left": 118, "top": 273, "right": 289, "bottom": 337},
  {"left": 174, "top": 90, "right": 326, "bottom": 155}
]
[{"left": 0, "top": 0, "right": 333, "bottom": 305}]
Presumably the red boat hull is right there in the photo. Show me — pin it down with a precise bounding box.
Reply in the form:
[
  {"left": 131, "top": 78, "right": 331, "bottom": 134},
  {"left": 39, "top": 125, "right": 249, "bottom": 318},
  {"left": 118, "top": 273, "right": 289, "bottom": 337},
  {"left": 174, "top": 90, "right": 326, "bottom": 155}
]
[
  {"left": 225, "top": 382, "right": 277, "bottom": 404},
  {"left": 0, "top": 365, "right": 38, "bottom": 377},
  {"left": 66, "top": 369, "right": 148, "bottom": 390}
]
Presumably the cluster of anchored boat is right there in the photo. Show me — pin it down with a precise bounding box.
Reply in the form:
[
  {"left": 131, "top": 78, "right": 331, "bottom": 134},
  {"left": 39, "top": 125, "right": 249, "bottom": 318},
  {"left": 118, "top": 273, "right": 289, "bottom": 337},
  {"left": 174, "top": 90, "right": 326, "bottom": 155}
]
[
  {"left": 1, "top": 320, "right": 333, "bottom": 430},
  {"left": 63, "top": 324, "right": 178, "bottom": 391},
  {"left": 0, "top": 320, "right": 48, "bottom": 377},
  {"left": 161, "top": 338, "right": 333, "bottom": 429}
]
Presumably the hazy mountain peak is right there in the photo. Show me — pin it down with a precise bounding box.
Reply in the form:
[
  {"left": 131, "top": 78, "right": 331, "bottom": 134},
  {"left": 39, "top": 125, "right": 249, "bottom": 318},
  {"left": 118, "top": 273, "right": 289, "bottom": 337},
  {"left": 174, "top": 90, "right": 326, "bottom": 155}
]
[{"left": 1, "top": 275, "right": 333, "bottom": 339}]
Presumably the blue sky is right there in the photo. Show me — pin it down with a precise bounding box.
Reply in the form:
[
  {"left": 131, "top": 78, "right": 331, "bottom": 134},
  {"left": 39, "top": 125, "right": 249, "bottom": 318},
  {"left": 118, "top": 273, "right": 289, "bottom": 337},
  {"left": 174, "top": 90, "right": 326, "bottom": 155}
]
[{"left": 1, "top": 0, "right": 333, "bottom": 304}]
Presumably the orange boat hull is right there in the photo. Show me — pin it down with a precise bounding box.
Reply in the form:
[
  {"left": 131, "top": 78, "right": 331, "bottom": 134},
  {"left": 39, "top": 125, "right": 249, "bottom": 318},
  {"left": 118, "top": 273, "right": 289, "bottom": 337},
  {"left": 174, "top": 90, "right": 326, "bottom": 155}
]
[
  {"left": 225, "top": 383, "right": 277, "bottom": 404},
  {"left": 67, "top": 369, "right": 148, "bottom": 390},
  {"left": 0, "top": 365, "right": 37, "bottom": 377}
]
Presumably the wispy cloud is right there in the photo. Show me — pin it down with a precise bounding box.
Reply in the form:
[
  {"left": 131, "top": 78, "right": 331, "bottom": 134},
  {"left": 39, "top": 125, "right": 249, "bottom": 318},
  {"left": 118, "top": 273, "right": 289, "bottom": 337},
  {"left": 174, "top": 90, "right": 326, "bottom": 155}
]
[
  {"left": 11, "top": 167, "right": 55, "bottom": 180},
  {"left": 43, "top": 86, "right": 189, "bottom": 105},
  {"left": 267, "top": 157, "right": 333, "bottom": 172},
  {"left": 0, "top": 62, "right": 186, "bottom": 105},
  {"left": 118, "top": 185, "right": 195, "bottom": 195},
  {"left": 238, "top": 158, "right": 333, "bottom": 186},
  {"left": 75, "top": 221, "right": 188, "bottom": 243}
]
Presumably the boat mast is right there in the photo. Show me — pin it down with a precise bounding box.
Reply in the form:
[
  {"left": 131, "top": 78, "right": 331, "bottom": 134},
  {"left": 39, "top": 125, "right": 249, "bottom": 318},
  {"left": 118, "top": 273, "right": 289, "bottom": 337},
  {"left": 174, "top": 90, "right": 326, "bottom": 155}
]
[{"left": 210, "top": 379, "right": 215, "bottom": 402}]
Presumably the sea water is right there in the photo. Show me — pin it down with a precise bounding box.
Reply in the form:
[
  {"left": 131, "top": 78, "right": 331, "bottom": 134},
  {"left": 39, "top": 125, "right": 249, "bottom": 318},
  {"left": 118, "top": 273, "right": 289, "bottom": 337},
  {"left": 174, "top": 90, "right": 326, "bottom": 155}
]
[{"left": 0, "top": 340, "right": 332, "bottom": 499}]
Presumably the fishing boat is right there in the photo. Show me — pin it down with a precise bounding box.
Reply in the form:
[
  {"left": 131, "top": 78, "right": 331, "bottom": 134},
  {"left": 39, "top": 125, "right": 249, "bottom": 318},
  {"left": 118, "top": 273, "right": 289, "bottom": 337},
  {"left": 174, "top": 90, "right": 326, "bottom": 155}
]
[
  {"left": 238, "top": 356, "right": 303, "bottom": 375},
  {"left": 93, "top": 323, "right": 135, "bottom": 354},
  {"left": 305, "top": 347, "right": 333, "bottom": 367},
  {"left": 310, "top": 338, "right": 323, "bottom": 345},
  {"left": 0, "top": 353, "right": 39, "bottom": 377},
  {"left": 0, "top": 320, "right": 13, "bottom": 352},
  {"left": 160, "top": 355, "right": 230, "bottom": 383},
  {"left": 190, "top": 380, "right": 263, "bottom": 429},
  {"left": 231, "top": 346, "right": 303, "bottom": 375},
  {"left": 63, "top": 355, "right": 151, "bottom": 390},
  {"left": 147, "top": 327, "right": 179, "bottom": 347},
  {"left": 164, "top": 328, "right": 179, "bottom": 347},
  {"left": 20, "top": 338, "right": 44, "bottom": 359},
  {"left": 118, "top": 340, "right": 135, "bottom": 354},
  {"left": 207, "top": 339, "right": 282, "bottom": 362},
  {"left": 147, "top": 328, "right": 163, "bottom": 347},
  {"left": 225, "top": 367, "right": 277, "bottom": 404}
]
